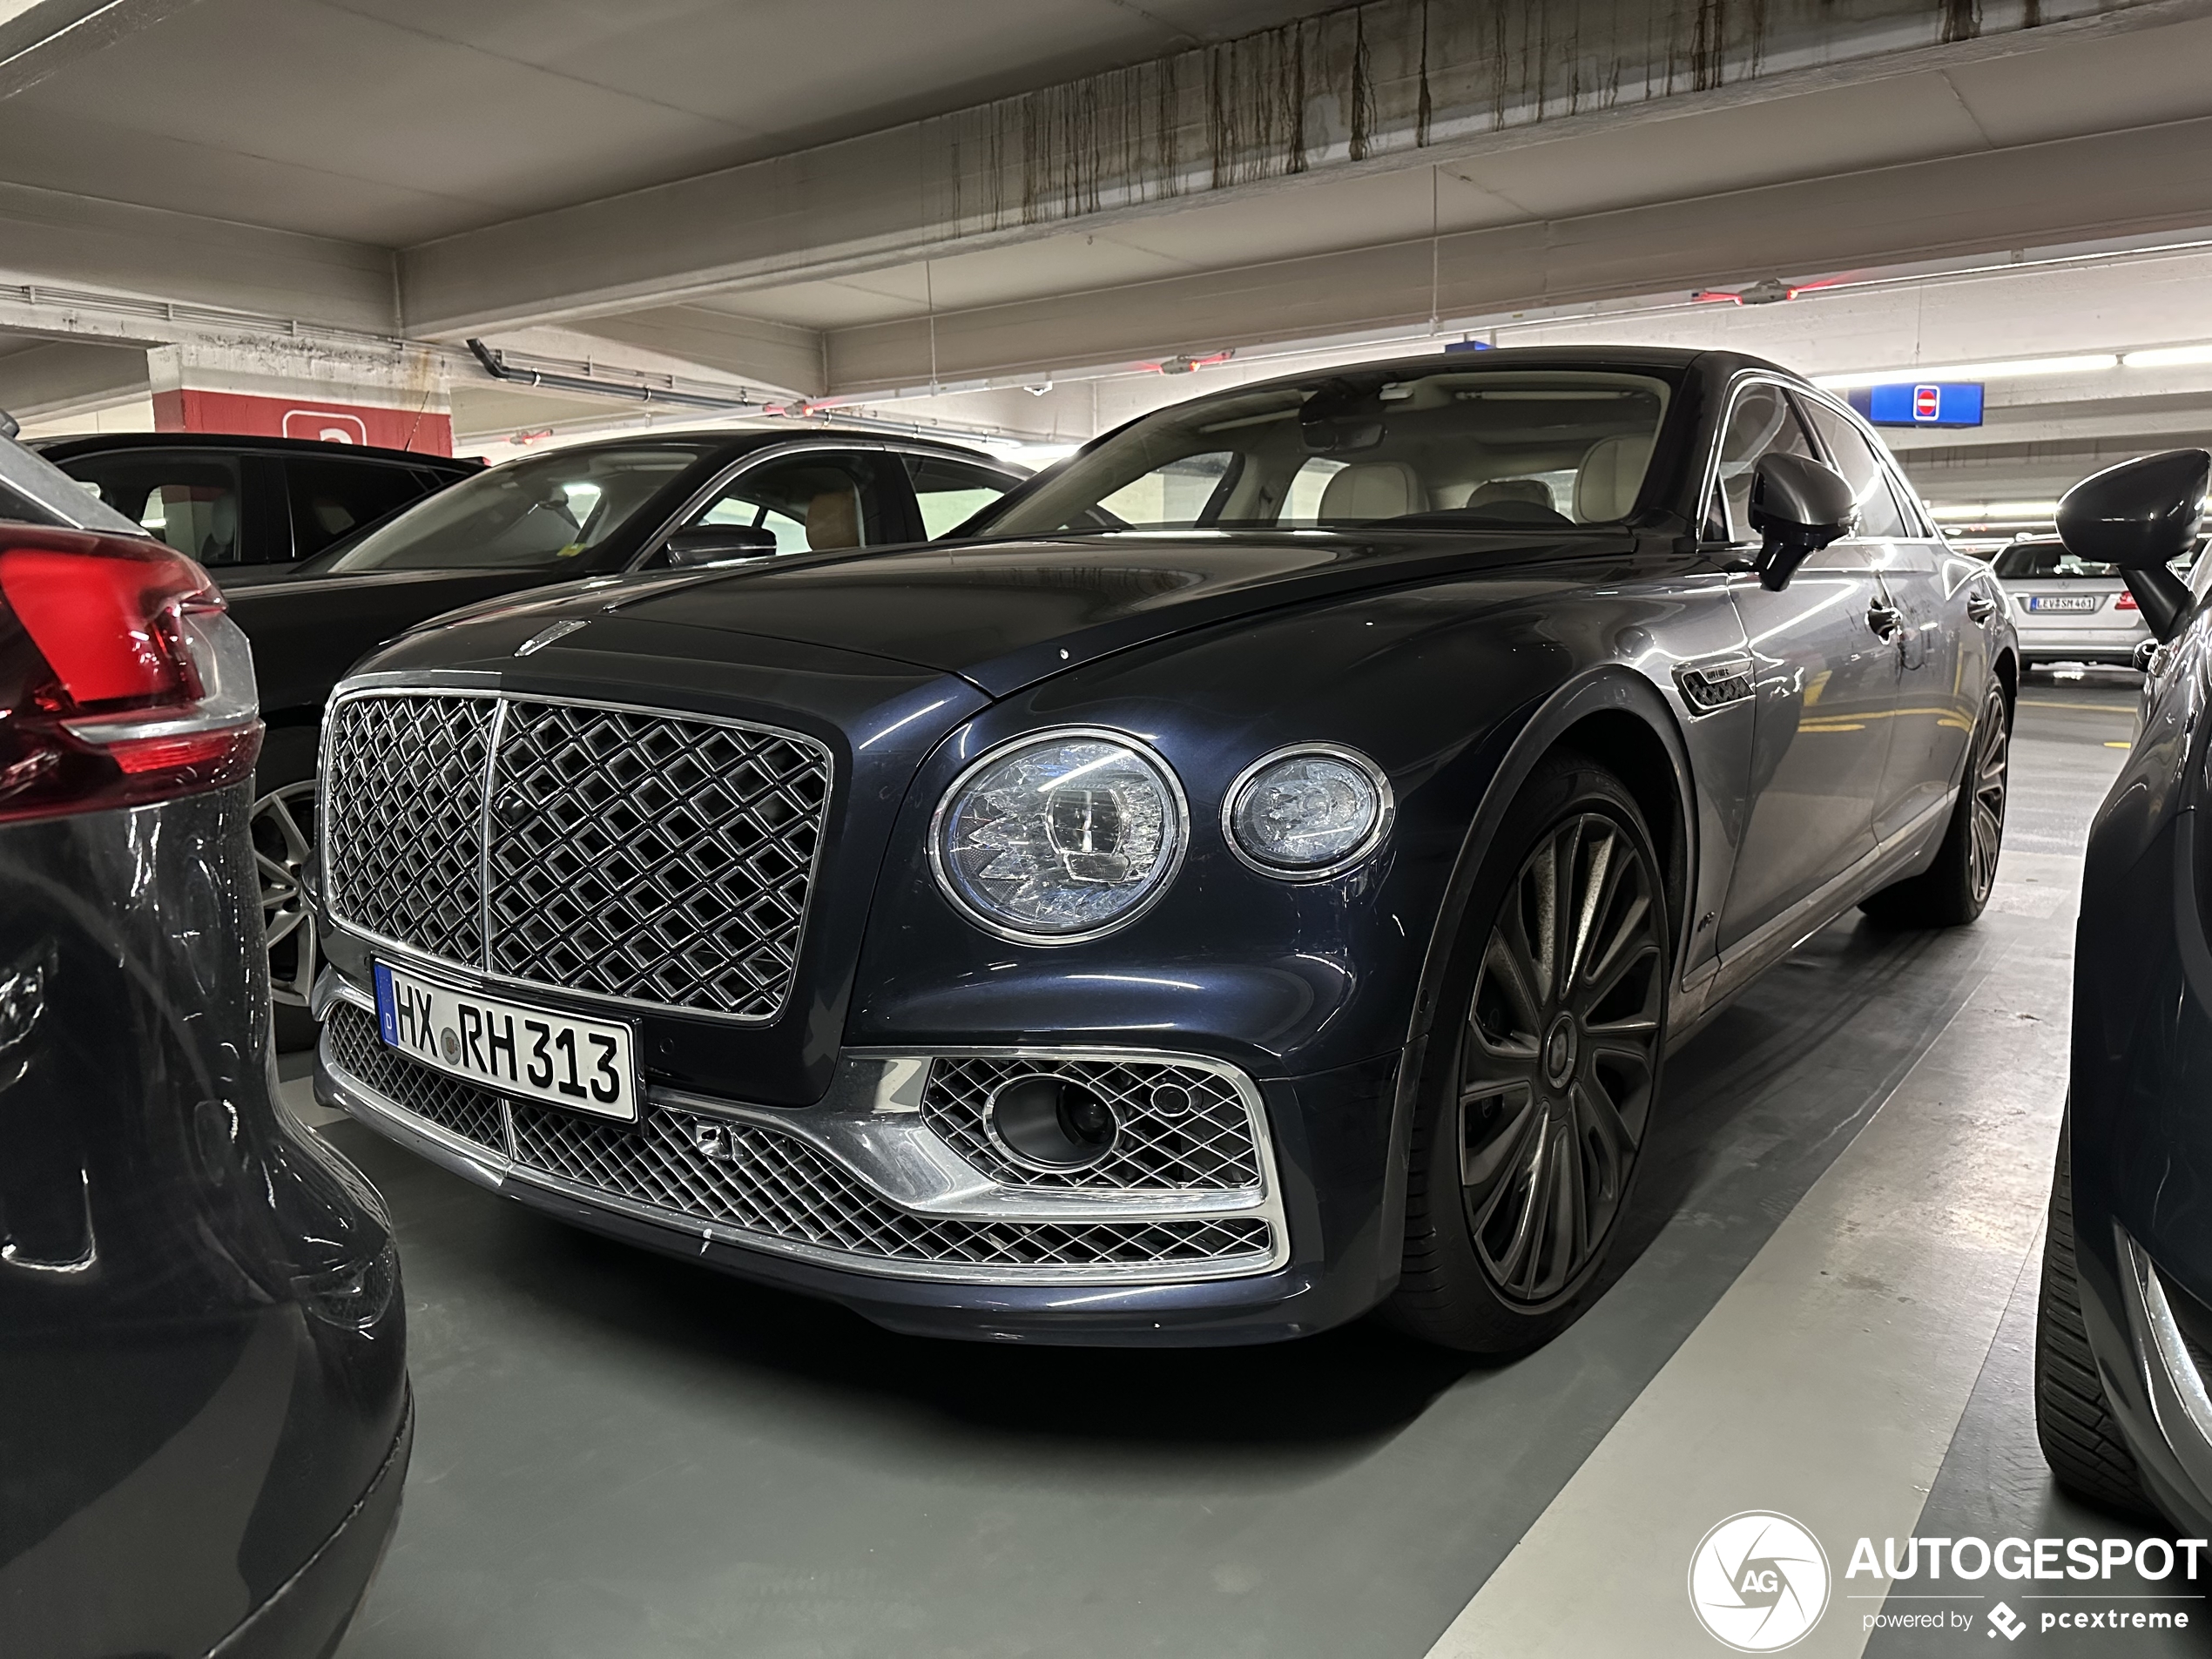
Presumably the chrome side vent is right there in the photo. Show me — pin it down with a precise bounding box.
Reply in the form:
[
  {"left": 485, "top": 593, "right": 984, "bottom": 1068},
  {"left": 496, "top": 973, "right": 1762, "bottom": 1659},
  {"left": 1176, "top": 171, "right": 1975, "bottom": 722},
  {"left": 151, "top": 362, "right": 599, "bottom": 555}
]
[{"left": 1676, "top": 655, "right": 1755, "bottom": 714}]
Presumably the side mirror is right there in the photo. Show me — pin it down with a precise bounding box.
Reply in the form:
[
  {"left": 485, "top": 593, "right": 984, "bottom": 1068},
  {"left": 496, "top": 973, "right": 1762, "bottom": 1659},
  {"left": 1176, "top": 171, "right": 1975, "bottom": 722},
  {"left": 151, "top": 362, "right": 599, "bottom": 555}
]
[
  {"left": 663, "top": 525, "right": 779, "bottom": 568},
  {"left": 1749, "top": 453, "right": 1858, "bottom": 591},
  {"left": 2056, "top": 449, "right": 2210, "bottom": 643}
]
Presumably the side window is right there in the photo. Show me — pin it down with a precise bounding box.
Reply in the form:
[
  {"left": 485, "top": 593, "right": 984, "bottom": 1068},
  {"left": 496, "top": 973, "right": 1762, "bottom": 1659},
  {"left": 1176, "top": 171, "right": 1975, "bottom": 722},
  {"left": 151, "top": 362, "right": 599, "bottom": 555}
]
[
  {"left": 1095, "top": 450, "right": 1236, "bottom": 528},
  {"left": 1711, "top": 383, "right": 1817, "bottom": 544},
  {"left": 62, "top": 453, "right": 246, "bottom": 564},
  {"left": 286, "top": 458, "right": 434, "bottom": 559},
  {"left": 1799, "top": 401, "right": 1908, "bottom": 539},
  {"left": 904, "top": 455, "right": 1019, "bottom": 538},
  {"left": 687, "top": 452, "right": 905, "bottom": 555}
]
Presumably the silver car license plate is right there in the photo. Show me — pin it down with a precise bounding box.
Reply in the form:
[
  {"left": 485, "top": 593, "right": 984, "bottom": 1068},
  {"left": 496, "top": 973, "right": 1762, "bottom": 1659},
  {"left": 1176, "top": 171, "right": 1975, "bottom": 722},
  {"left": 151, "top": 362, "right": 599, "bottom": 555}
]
[
  {"left": 373, "top": 962, "right": 639, "bottom": 1121},
  {"left": 2025, "top": 594, "right": 2101, "bottom": 612}
]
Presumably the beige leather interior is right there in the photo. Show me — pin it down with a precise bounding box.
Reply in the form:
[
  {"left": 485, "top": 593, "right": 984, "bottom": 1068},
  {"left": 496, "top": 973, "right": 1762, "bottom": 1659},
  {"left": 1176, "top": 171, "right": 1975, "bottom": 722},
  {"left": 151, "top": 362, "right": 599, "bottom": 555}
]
[
  {"left": 805, "top": 484, "right": 863, "bottom": 551},
  {"left": 1317, "top": 461, "right": 1422, "bottom": 523},
  {"left": 1467, "top": 478, "right": 1555, "bottom": 511},
  {"left": 1574, "top": 435, "right": 1656, "bottom": 523}
]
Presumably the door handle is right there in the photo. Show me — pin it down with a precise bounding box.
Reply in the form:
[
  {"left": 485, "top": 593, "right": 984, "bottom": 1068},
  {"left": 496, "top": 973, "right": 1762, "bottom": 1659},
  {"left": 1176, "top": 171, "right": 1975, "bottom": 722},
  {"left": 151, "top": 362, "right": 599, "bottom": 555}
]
[
  {"left": 1965, "top": 590, "right": 1996, "bottom": 625},
  {"left": 1866, "top": 602, "right": 1905, "bottom": 640}
]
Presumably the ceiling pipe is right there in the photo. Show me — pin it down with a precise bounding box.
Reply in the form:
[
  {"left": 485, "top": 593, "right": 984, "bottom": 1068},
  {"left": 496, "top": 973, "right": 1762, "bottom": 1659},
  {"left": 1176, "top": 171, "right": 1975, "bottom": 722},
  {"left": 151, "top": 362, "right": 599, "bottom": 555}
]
[{"left": 463, "top": 338, "right": 775, "bottom": 415}]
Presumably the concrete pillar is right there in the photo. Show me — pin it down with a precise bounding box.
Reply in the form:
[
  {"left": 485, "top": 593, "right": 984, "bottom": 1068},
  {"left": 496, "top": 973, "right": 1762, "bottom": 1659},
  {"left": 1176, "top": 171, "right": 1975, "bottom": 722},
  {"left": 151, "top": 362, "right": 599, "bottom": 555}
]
[{"left": 147, "top": 338, "right": 454, "bottom": 455}]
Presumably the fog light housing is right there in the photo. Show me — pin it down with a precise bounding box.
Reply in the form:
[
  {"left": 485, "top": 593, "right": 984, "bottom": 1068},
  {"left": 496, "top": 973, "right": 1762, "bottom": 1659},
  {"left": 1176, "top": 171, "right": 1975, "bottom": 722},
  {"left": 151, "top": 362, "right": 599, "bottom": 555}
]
[{"left": 988, "top": 1074, "right": 1119, "bottom": 1170}]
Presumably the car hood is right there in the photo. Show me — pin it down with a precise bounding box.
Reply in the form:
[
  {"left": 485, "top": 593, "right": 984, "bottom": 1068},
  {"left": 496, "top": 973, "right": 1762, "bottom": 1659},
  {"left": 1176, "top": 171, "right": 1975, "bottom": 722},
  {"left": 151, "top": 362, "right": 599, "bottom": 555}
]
[{"left": 583, "top": 530, "right": 1626, "bottom": 697}]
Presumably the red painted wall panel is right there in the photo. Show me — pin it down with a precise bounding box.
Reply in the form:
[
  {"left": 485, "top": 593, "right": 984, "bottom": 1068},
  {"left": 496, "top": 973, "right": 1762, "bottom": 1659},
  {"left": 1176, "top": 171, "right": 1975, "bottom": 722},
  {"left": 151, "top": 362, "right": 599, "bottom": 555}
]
[{"left": 152, "top": 388, "right": 454, "bottom": 455}]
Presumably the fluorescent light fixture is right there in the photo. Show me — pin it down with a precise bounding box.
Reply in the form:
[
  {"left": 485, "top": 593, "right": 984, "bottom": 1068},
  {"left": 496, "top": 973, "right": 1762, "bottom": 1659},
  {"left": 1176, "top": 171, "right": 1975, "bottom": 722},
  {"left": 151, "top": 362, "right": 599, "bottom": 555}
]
[
  {"left": 1926, "top": 501, "right": 2060, "bottom": 520},
  {"left": 2121, "top": 344, "right": 2212, "bottom": 368},
  {"left": 1812, "top": 355, "right": 2117, "bottom": 389}
]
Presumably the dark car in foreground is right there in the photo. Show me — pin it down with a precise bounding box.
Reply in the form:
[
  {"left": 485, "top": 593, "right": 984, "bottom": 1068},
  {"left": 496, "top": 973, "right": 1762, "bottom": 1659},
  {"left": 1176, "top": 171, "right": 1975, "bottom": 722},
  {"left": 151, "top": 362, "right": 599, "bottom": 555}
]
[
  {"left": 309, "top": 347, "right": 2014, "bottom": 1350},
  {"left": 2034, "top": 447, "right": 2212, "bottom": 1532},
  {"left": 227, "top": 429, "right": 1024, "bottom": 1032},
  {"left": 33, "top": 429, "right": 478, "bottom": 572},
  {"left": 0, "top": 436, "right": 409, "bottom": 1654}
]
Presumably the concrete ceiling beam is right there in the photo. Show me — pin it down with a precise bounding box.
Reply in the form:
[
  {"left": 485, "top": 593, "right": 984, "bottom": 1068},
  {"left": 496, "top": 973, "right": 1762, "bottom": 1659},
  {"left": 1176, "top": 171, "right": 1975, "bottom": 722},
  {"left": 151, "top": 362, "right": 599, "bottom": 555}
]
[
  {"left": 0, "top": 334, "right": 145, "bottom": 417},
  {"left": 0, "top": 180, "right": 400, "bottom": 334},
  {"left": 563, "top": 307, "right": 828, "bottom": 401},
  {"left": 0, "top": 0, "right": 201, "bottom": 100},
  {"left": 815, "top": 113, "right": 2212, "bottom": 393},
  {"left": 397, "top": 0, "right": 2197, "bottom": 338}
]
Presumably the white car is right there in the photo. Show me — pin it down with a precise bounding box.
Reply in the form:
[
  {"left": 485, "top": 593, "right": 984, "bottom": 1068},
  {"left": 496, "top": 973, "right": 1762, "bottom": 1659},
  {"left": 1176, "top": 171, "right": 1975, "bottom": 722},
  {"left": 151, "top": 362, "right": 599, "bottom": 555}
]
[{"left": 1990, "top": 537, "right": 2198, "bottom": 669}]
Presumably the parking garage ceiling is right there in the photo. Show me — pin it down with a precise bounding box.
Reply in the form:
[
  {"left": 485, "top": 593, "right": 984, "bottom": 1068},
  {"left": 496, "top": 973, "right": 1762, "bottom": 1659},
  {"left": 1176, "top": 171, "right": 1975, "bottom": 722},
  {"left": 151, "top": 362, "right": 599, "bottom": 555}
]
[{"left": 8, "top": 0, "right": 2212, "bottom": 509}]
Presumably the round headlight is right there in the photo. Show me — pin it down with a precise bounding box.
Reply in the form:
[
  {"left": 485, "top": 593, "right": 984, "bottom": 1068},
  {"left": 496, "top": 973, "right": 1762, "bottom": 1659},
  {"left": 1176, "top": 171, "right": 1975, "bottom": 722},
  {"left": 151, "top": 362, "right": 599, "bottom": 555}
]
[
  {"left": 1224, "top": 745, "right": 1393, "bottom": 879},
  {"left": 931, "top": 729, "right": 1188, "bottom": 941}
]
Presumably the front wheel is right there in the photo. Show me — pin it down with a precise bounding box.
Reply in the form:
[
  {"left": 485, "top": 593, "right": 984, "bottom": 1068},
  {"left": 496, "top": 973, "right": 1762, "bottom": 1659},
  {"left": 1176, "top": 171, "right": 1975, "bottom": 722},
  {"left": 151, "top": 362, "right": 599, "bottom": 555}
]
[
  {"left": 1861, "top": 681, "right": 2009, "bottom": 928},
  {"left": 1386, "top": 752, "right": 1670, "bottom": 1354},
  {"left": 252, "top": 779, "right": 321, "bottom": 1051}
]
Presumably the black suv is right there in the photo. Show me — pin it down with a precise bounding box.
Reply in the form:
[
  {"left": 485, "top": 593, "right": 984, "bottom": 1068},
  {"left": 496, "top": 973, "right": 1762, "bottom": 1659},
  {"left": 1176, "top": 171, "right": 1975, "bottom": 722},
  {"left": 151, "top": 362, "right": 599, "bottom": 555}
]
[{"left": 31, "top": 431, "right": 480, "bottom": 572}]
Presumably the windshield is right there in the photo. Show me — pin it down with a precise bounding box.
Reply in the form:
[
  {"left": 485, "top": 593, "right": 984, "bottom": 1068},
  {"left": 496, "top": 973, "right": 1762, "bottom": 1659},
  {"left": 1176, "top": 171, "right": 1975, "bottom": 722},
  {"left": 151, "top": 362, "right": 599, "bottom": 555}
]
[
  {"left": 975, "top": 368, "right": 1675, "bottom": 537},
  {"left": 310, "top": 444, "right": 712, "bottom": 574}
]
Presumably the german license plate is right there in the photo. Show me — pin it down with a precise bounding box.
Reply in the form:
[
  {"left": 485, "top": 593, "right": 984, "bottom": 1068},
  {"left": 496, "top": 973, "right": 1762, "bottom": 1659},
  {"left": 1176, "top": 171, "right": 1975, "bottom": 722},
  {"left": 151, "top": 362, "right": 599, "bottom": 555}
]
[
  {"left": 2025, "top": 594, "right": 2100, "bottom": 612},
  {"left": 373, "top": 962, "right": 638, "bottom": 1122}
]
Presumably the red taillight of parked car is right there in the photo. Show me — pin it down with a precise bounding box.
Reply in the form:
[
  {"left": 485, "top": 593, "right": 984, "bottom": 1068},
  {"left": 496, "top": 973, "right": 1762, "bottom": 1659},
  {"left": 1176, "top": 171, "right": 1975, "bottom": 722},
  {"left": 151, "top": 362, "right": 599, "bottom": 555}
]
[
  {"left": 0, "top": 528, "right": 260, "bottom": 822},
  {"left": 2116, "top": 590, "right": 2141, "bottom": 610}
]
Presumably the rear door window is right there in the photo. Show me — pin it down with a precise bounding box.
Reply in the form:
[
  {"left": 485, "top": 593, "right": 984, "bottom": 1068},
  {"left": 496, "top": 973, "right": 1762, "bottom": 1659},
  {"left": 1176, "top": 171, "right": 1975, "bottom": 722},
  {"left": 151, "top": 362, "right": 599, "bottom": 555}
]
[
  {"left": 61, "top": 451, "right": 249, "bottom": 564},
  {"left": 903, "top": 455, "right": 1022, "bottom": 537},
  {"left": 286, "top": 456, "right": 438, "bottom": 559}
]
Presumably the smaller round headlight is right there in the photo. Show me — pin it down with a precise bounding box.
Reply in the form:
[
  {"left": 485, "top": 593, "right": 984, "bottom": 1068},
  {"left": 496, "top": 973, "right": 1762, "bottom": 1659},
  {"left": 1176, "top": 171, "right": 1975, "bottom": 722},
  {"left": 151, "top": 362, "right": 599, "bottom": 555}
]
[{"left": 1224, "top": 745, "right": 1393, "bottom": 879}]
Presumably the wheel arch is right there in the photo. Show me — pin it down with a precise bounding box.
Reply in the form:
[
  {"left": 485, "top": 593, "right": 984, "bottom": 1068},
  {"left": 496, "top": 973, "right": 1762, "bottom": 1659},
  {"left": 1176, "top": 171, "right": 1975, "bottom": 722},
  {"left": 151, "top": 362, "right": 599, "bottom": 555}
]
[{"left": 1367, "top": 665, "right": 1699, "bottom": 1304}]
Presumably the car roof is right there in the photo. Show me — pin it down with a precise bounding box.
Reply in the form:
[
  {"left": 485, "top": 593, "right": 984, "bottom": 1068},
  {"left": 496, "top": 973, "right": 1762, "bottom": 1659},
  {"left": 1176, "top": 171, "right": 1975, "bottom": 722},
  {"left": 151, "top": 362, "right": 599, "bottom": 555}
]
[
  {"left": 496, "top": 426, "right": 1010, "bottom": 465},
  {"left": 1207, "top": 344, "right": 1812, "bottom": 404},
  {"left": 27, "top": 431, "right": 483, "bottom": 470}
]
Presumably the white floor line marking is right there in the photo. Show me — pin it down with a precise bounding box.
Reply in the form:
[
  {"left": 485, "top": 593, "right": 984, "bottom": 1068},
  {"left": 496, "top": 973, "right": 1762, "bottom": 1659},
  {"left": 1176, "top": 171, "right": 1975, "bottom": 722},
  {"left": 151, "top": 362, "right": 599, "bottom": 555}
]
[{"left": 1423, "top": 916, "right": 2073, "bottom": 1659}]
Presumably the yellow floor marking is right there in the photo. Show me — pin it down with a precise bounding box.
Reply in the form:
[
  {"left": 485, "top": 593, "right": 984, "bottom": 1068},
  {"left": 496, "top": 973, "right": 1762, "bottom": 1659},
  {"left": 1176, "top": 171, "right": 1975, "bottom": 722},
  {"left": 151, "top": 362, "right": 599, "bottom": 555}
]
[
  {"left": 2022, "top": 698, "right": 2135, "bottom": 712},
  {"left": 2107, "top": 739, "right": 2134, "bottom": 749}
]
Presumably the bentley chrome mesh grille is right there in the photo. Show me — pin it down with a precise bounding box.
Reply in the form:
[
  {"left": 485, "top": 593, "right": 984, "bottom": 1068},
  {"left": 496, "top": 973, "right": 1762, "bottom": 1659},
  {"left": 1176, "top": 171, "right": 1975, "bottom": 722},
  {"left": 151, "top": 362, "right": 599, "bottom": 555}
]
[
  {"left": 485, "top": 702, "right": 829, "bottom": 1019},
  {"left": 510, "top": 1103, "right": 1273, "bottom": 1271},
  {"left": 921, "top": 1055, "right": 1262, "bottom": 1191},
  {"left": 325, "top": 1001, "right": 506, "bottom": 1151},
  {"left": 322, "top": 1008, "right": 1273, "bottom": 1278},
  {"left": 321, "top": 691, "right": 832, "bottom": 1022},
  {"left": 322, "top": 694, "right": 495, "bottom": 967}
]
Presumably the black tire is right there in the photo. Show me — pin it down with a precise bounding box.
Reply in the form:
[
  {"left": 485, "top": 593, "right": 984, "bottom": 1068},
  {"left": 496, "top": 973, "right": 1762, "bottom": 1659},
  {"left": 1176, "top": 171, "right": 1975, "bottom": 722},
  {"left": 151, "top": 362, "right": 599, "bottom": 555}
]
[
  {"left": 2035, "top": 1113, "right": 2156, "bottom": 1517},
  {"left": 1861, "top": 681, "right": 2009, "bottom": 927},
  {"left": 1386, "top": 751, "right": 1670, "bottom": 1354}
]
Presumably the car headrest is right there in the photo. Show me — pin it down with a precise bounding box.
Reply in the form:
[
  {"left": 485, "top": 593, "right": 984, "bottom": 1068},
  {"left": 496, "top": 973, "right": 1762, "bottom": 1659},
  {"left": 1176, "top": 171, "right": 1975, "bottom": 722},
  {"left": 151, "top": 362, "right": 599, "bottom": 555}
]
[
  {"left": 1467, "top": 478, "right": 1555, "bottom": 511},
  {"left": 1575, "top": 435, "right": 1655, "bottom": 523},
  {"left": 1318, "top": 462, "right": 1421, "bottom": 523},
  {"left": 806, "top": 485, "right": 862, "bottom": 551}
]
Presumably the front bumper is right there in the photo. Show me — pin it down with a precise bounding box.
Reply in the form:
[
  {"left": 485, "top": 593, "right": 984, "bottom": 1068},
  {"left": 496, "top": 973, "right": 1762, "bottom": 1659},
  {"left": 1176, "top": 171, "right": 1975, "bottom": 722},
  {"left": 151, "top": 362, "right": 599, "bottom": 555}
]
[
  {"left": 314, "top": 973, "right": 1401, "bottom": 1345},
  {"left": 212, "top": 1393, "right": 412, "bottom": 1659},
  {"left": 2016, "top": 622, "right": 2148, "bottom": 664}
]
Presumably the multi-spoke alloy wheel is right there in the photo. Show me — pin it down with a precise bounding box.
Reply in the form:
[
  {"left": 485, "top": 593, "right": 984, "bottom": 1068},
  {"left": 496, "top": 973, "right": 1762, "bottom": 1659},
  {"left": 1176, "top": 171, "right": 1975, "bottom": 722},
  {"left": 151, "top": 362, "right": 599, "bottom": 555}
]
[
  {"left": 253, "top": 781, "right": 319, "bottom": 1009},
  {"left": 1459, "top": 809, "right": 1664, "bottom": 1306},
  {"left": 1861, "top": 678, "right": 2011, "bottom": 928},
  {"left": 1966, "top": 685, "right": 2009, "bottom": 907}
]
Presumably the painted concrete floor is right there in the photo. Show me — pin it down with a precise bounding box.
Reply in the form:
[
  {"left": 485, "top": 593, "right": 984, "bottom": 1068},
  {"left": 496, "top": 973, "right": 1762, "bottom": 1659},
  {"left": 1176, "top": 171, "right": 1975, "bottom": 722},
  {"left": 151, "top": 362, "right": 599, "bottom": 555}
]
[{"left": 309, "top": 678, "right": 2157, "bottom": 1659}]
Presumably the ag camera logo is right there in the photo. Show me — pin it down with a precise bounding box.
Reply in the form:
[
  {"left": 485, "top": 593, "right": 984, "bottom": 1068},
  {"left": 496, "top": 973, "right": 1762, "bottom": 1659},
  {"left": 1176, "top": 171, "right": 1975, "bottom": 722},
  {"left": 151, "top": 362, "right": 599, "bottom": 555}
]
[{"left": 1689, "top": 1512, "right": 1831, "bottom": 1651}]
